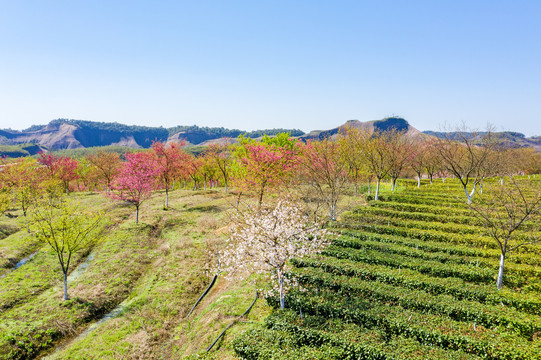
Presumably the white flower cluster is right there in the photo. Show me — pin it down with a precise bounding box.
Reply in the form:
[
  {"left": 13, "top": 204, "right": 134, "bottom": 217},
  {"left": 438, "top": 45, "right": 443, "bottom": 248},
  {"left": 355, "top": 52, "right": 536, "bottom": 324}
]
[{"left": 222, "top": 198, "right": 329, "bottom": 306}]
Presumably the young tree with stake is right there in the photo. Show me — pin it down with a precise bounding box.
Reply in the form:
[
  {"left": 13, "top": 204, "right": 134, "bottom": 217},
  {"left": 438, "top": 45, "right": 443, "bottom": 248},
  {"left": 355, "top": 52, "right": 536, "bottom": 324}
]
[{"left": 29, "top": 201, "right": 104, "bottom": 300}]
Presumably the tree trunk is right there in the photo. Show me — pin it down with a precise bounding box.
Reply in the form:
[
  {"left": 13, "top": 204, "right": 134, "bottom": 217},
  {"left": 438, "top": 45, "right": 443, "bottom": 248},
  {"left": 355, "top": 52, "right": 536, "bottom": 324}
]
[
  {"left": 367, "top": 179, "right": 371, "bottom": 195},
  {"left": 329, "top": 203, "right": 336, "bottom": 221},
  {"left": 279, "top": 273, "right": 285, "bottom": 310},
  {"left": 135, "top": 206, "right": 139, "bottom": 224},
  {"left": 417, "top": 174, "right": 421, "bottom": 188},
  {"left": 63, "top": 272, "right": 69, "bottom": 300},
  {"left": 165, "top": 188, "right": 169, "bottom": 208},
  {"left": 464, "top": 186, "right": 471, "bottom": 204},
  {"left": 500, "top": 176, "right": 504, "bottom": 186},
  {"left": 24, "top": 213, "right": 30, "bottom": 233},
  {"left": 224, "top": 180, "right": 228, "bottom": 193},
  {"left": 236, "top": 192, "right": 242, "bottom": 209},
  {"left": 496, "top": 253, "right": 506, "bottom": 290},
  {"left": 442, "top": 177, "right": 446, "bottom": 183},
  {"left": 391, "top": 178, "right": 397, "bottom": 192},
  {"left": 258, "top": 189, "right": 264, "bottom": 211},
  {"left": 375, "top": 178, "right": 380, "bottom": 201}
]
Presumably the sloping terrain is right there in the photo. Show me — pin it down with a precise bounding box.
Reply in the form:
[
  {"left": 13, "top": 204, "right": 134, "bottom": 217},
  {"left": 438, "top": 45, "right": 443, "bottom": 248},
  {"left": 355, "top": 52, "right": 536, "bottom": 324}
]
[
  {"left": 0, "top": 189, "right": 270, "bottom": 360},
  {"left": 233, "top": 177, "right": 541, "bottom": 359}
]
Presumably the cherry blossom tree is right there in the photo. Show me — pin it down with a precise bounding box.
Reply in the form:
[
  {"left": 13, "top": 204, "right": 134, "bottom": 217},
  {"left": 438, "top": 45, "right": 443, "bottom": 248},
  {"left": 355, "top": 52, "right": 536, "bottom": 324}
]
[
  {"left": 385, "top": 129, "right": 414, "bottom": 192},
  {"left": 223, "top": 198, "right": 328, "bottom": 309},
  {"left": 37, "top": 153, "right": 79, "bottom": 195},
  {"left": 207, "top": 142, "right": 234, "bottom": 193},
  {"left": 362, "top": 132, "right": 392, "bottom": 201},
  {"left": 200, "top": 155, "right": 219, "bottom": 190},
  {"left": 0, "top": 158, "right": 45, "bottom": 232},
  {"left": 108, "top": 152, "right": 162, "bottom": 223},
  {"left": 187, "top": 155, "right": 203, "bottom": 190},
  {"left": 152, "top": 141, "right": 189, "bottom": 208},
  {"left": 410, "top": 140, "right": 429, "bottom": 188},
  {"left": 338, "top": 125, "right": 368, "bottom": 197}
]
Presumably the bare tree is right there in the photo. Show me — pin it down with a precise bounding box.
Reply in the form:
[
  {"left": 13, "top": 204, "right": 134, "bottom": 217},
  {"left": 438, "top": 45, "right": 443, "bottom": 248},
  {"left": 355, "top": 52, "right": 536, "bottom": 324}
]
[
  {"left": 469, "top": 179, "right": 541, "bottom": 289},
  {"left": 297, "top": 139, "right": 350, "bottom": 221},
  {"left": 436, "top": 126, "right": 498, "bottom": 203},
  {"left": 386, "top": 129, "right": 414, "bottom": 191}
]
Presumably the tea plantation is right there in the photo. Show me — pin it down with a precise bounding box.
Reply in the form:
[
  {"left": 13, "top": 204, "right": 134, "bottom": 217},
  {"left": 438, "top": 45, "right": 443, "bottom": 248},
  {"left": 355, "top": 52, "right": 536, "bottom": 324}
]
[{"left": 233, "top": 178, "right": 541, "bottom": 360}]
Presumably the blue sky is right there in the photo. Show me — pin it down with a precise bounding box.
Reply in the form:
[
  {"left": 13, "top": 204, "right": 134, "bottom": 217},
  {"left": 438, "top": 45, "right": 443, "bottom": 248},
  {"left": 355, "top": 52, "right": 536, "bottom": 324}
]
[{"left": 1, "top": 1, "right": 540, "bottom": 135}]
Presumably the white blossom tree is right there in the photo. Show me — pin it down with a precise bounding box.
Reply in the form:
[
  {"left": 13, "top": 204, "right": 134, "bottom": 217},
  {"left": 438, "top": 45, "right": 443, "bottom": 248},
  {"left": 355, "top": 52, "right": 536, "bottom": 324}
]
[{"left": 223, "top": 199, "right": 329, "bottom": 309}]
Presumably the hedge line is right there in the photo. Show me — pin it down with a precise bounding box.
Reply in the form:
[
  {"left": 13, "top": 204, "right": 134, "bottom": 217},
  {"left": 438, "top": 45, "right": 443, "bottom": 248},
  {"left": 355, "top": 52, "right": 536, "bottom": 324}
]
[
  {"left": 291, "top": 257, "right": 541, "bottom": 315},
  {"left": 279, "top": 293, "right": 539, "bottom": 360},
  {"left": 293, "top": 266, "right": 541, "bottom": 339},
  {"left": 322, "top": 247, "right": 496, "bottom": 285}
]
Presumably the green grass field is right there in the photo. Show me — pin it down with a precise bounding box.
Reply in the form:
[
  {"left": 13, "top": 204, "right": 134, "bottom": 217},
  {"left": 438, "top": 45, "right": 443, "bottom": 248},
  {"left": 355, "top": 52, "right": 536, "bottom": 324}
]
[{"left": 1, "top": 178, "right": 540, "bottom": 359}]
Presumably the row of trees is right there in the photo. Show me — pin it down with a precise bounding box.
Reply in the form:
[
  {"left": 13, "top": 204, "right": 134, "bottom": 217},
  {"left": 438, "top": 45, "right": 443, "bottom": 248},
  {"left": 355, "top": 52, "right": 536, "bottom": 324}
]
[
  {"left": 1, "top": 127, "right": 540, "bottom": 225},
  {"left": 0, "top": 126, "right": 539, "bottom": 302}
]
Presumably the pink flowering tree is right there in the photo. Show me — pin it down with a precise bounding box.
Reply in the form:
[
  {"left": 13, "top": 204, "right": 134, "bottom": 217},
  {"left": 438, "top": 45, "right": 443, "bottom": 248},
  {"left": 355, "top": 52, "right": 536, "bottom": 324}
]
[
  {"left": 38, "top": 153, "right": 80, "bottom": 195},
  {"left": 108, "top": 152, "right": 162, "bottom": 223},
  {"left": 151, "top": 141, "right": 189, "bottom": 208},
  {"left": 223, "top": 198, "right": 328, "bottom": 309}
]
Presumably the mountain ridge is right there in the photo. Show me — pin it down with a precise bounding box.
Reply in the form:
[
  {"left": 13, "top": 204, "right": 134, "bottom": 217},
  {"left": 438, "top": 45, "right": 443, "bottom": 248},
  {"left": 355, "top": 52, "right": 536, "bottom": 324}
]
[{"left": 1, "top": 118, "right": 539, "bottom": 156}]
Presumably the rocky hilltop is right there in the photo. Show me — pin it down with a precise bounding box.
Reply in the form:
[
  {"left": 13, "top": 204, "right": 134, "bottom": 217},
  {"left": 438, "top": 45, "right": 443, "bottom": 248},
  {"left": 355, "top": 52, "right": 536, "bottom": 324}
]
[
  {"left": 0, "top": 119, "right": 304, "bottom": 152},
  {"left": 0, "top": 117, "right": 539, "bottom": 156}
]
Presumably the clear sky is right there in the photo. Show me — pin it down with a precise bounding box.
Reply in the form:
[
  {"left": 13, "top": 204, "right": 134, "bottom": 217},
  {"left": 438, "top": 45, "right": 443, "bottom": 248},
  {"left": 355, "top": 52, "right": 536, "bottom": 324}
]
[{"left": 1, "top": 1, "right": 540, "bottom": 135}]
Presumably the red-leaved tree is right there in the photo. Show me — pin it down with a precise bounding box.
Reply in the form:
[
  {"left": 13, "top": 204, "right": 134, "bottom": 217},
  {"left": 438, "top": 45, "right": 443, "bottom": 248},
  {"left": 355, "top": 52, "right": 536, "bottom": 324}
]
[
  {"left": 152, "top": 141, "right": 189, "bottom": 208},
  {"left": 108, "top": 152, "right": 162, "bottom": 223},
  {"left": 38, "top": 153, "right": 79, "bottom": 195}
]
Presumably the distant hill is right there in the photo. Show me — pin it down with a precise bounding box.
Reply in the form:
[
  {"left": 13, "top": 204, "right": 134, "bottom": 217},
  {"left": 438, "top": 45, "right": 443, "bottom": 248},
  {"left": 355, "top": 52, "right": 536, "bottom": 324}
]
[
  {"left": 1, "top": 117, "right": 539, "bottom": 158},
  {"left": 424, "top": 130, "right": 541, "bottom": 151},
  {"left": 0, "top": 119, "right": 304, "bottom": 156},
  {"left": 300, "top": 117, "right": 425, "bottom": 141}
]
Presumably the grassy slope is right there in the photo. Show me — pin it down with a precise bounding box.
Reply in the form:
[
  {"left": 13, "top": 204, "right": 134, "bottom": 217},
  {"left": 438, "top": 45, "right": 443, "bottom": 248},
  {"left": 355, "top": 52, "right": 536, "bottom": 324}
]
[
  {"left": 0, "top": 179, "right": 398, "bottom": 360},
  {"left": 0, "top": 186, "right": 286, "bottom": 360}
]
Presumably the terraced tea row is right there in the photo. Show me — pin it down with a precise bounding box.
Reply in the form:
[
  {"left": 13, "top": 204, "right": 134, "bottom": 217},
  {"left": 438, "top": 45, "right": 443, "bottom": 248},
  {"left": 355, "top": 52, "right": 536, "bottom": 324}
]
[{"left": 235, "top": 179, "right": 541, "bottom": 359}]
